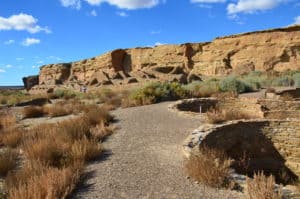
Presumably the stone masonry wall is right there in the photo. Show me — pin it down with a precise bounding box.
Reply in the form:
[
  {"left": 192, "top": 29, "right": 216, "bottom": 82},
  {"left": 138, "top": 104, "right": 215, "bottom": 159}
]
[{"left": 200, "top": 120, "right": 300, "bottom": 182}]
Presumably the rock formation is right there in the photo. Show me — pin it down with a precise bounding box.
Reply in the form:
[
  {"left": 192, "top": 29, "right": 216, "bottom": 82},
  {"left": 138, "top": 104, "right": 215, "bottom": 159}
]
[{"left": 24, "top": 26, "right": 300, "bottom": 92}]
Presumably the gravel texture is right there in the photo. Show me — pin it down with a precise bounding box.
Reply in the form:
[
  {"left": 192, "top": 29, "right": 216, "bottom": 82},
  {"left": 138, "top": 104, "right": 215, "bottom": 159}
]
[{"left": 73, "top": 102, "right": 242, "bottom": 199}]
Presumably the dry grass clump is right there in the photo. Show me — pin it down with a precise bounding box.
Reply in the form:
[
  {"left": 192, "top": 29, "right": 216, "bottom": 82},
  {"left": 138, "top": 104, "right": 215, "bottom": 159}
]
[
  {"left": 0, "top": 113, "right": 16, "bottom": 130},
  {"left": 245, "top": 172, "right": 282, "bottom": 199},
  {"left": 0, "top": 148, "right": 18, "bottom": 176},
  {"left": 0, "top": 114, "right": 22, "bottom": 148},
  {"left": 23, "top": 137, "right": 67, "bottom": 168},
  {"left": 23, "top": 106, "right": 45, "bottom": 118},
  {"left": 6, "top": 161, "right": 82, "bottom": 199},
  {"left": 185, "top": 147, "right": 232, "bottom": 188},
  {"left": 0, "top": 128, "right": 24, "bottom": 148},
  {"left": 0, "top": 90, "right": 46, "bottom": 106},
  {"left": 70, "top": 138, "right": 102, "bottom": 162},
  {"left": 82, "top": 104, "right": 114, "bottom": 126},
  {"left": 90, "top": 124, "right": 115, "bottom": 141},
  {"left": 206, "top": 108, "right": 254, "bottom": 124},
  {"left": 43, "top": 104, "right": 72, "bottom": 117},
  {"left": 3, "top": 103, "right": 114, "bottom": 198}
]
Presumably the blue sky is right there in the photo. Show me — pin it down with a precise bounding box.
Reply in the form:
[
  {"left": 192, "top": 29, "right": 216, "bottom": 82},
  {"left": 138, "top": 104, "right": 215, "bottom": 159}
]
[{"left": 0, "top": 0, "right": 299, "bottom": 85}]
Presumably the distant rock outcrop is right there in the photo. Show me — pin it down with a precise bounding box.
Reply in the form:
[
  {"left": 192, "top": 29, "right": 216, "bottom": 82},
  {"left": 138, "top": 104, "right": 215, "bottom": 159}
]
[
  {"left": 25, "top": 26, "right": 300, "bottom": 93},
  {"left": 22, "top": 75, "right": 39, "bottom": 91}
]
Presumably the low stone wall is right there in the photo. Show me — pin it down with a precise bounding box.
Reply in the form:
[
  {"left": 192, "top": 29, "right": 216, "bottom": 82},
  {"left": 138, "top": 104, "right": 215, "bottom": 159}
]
[
  {"left": 264, "top": 110, "right": 300, "bottom": 120},
  {"left": 169, "top": 97, "right": 265, "bottom": 118},
  {"left": 218, "top": 98, "right": 264, "bottom": 119},
  {"left": 198, "top": 120, "right": 300, "bottom": 184},
  {"left": 259, "top": 99, "right": 300, "bottom": 111},
  {"left": 266, "top": 88, "right": 300, "bottom": 100},
  {"left": 170, "top": 97, "right": 299, "bottom": 120},
  {"left": 168, "top": 98, "right": 218, "bottom": 117}
]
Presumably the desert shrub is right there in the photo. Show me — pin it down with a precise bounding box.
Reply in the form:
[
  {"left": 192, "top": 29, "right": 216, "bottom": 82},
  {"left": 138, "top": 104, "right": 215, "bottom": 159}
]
[
  {"left": 23, "top": 137, "right": 67, "bottom": 168},
  {"left": 242, "top": 76, "right": 264, "bottom": 91},
  {"left": 3, "top": 102, "right": 114, "bottom": 199},
  {"left": 206, "top": 108, "right": 254, "bottom": 124},
  {"left": 0, "top": 90, "right": 46, "bottom": 106},
  {"left": 219, "top": 76, "right": 250, "bottom": 93},
  {"left": 53, "top": 89, "right": 68, "bottom": 99},
  {"left": 43, "top": 104, "right": 72, "bottom": 117},
  {"left": 7, "top": 163, "right": 82, "bottom": 199},
  {"left": 57, "top": 118, "right": 91, "bottom": 142},
  {"left": 0, "top": 148, "right": 18, "bottom": 176},
  {"left": 127, "top": 82, "right": 188, "bottom": 106},
  {"left": 185, "top": 147, "right": 232, "bottom": 188},
  {"left": 184, "top": 79, "right": 220, "bottom": 97},
  {"left": 271, "top": 75, "right": 293, "bottom": 87},
  {"left": 0, "top": 128, "right": 24, "bottom": 148},
  {"left": 83, "top": 105, "right": 114, "bottom": 126},
  {"left": 23, "top": 106, "right": 45, "bottom": 118},
  {"left": 84, "top": 88, "right": 124, "bottom": 109},
  {"left": 52, "top": 89, "right": 83, "bottom": 100},
  {"left": 0, "top": 113, "right": 16, "bottom": 130},
  {"left": 90, "top": 123, "right": 115, "bottom": 141},
  {"left": 292, "top": 73, "right": 300, "bottom": 87},
  {"left": 70, "top": 138, "right": 102, "bottom": 162},
  {"left": 245, "top": 172, "right": 282, "bottom": 199}
]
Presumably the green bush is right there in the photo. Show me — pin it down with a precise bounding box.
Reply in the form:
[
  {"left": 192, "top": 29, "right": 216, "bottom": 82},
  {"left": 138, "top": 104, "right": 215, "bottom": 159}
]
[
  {"left": 241, "top": 71, "right": 268, "bottom": 90},
  {"left": 53, "top": 89, "right": 83, "bottom": 100},
  {"left": 219, "top": 76, "right": 249, "bottom": 93},
  {"left": 292, "top": 73, "right": 300, "bottom": 87},
  {"left": 128, "top": 82, "right": 188, "bottom": 105},
  {"left": 271, "top": 75, "right": 293, "bottom": 87},
  {"left": 184, "top": 79, "right": 220, "bottom": 97}
]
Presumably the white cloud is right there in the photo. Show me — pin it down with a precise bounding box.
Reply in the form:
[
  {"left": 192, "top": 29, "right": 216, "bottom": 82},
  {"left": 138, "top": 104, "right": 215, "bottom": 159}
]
[
  {"left": 4, "top": 39, "right": 15, "bottom": 45},
  {"left": 196, "top": 4, "right": 213, "bottom": 8},
  {"left": 294, "top": 16, "right": 300, "bottom": 25},
  {"left": 84, "top": 0, "right": 102, "bottom": 5},
  {"left": 90, "top": 9, "right": 97, "bottom": 16},
  {"left": 191, "top": 0, "right": 226, "bottom": 3},
  {"left": 116, "top": 11, "right": 129, "bottom": 17},
  {"left": 227, "top": 0, "right": 281, "bottom": 15},
  {"left": 103, "top": 0, "right": 160, "bottom": 9},
  {"left": 150, "top": 30, "right": 161, "bottom": 34},
  {"left": 36, "top": 60, "right": 44, "bottom": 64},
  {"left": 16, "top": 57, "right": 24, "bottom": 61},
  {"left": 22, "top": 38, "right": 41, "bottom": 46},
  {"left": 60, "top": 0, "right": 81, "bottom": 9},
  {"left": 63, "top": 0, "right": 161, "bottom": 9},
  {"left": 5, "top": 64, "right": 12, "bottom": 68},
  {"left": 0, "top": 69, "right": 6, "bottom": 73},
  {"left": 0, "top": 13, "right": 51, "bottom": 34}
]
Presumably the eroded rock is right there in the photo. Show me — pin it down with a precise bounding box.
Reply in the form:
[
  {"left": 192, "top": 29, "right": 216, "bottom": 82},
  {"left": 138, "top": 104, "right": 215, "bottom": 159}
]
[{"left": 23, "top": 26, "right": 300, "bottom": 92}]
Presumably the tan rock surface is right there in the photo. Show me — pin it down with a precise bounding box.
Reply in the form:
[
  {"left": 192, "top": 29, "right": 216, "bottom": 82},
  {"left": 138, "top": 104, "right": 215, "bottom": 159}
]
[{"left": 26, "top": 26, "right": 300, "bottom": 92}]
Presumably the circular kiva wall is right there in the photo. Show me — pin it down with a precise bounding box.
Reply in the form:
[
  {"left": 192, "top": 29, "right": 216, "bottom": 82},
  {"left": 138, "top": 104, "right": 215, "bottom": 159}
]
[
  {"left": 170, "top": 98, "right": 300, "bottom": 120},
  {"left": 169, "top": 98, "right": 218, "bottom": 114},
  {"left": 169, "top": 98, "right": 265, "bottom": 118},
  {"left": 199, "top": 120, "right": 300, "bottom": 185}
]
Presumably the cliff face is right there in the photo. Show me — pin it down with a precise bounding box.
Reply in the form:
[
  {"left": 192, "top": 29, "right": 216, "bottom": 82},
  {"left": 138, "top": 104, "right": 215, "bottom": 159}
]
[{"left": 27, "top": 26, "right": 300, "bottom": 92}]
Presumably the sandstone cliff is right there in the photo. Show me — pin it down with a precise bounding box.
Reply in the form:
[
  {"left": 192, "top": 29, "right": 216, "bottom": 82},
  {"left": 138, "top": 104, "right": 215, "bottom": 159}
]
[{"left": 24, "top": 26, "right": 300, "bottom": 92}]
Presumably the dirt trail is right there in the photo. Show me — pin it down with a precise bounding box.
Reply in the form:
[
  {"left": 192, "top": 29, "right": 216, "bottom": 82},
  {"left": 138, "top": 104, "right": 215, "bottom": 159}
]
[{"left": 73, "top": 102, "right": 241, "bottom": 199}]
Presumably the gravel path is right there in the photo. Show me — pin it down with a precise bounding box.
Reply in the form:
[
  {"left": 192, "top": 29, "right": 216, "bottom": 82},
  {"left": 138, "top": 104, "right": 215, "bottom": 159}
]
[{"left": 73, "top": 102, "right": 241, "bottom": 199}]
